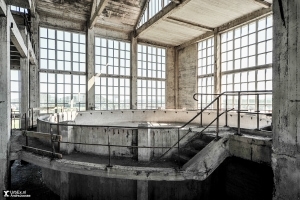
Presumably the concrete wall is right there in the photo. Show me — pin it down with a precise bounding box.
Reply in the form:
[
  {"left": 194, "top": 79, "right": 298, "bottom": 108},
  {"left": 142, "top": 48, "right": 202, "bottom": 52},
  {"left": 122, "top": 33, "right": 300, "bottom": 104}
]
[
  {"left": 36, "top": 110, "right": 271, "bottom": 159},
  {"left": 73, "top": 110, "right": 271, "bottom": 130},
  {"left": 177, "top": 44, "right": 198, "bottom": 110},
  {"left": 272, "top": 1, "right": 300, "bottom": 199},
  {"left": 41, "top": 157, "right": 273, "bottom": 200}
]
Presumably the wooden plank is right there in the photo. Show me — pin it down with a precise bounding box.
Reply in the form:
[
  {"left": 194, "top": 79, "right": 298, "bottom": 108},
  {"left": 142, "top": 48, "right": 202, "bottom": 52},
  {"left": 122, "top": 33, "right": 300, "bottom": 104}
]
[
  {"left": 22, "top": 146, "right": 63, "bottom": 159},
  {"left": 24, "top": 131, "right": 62, "bottom": 141},
  {"left": 89, "top": 0, "right": 110, "bottom": 29}
]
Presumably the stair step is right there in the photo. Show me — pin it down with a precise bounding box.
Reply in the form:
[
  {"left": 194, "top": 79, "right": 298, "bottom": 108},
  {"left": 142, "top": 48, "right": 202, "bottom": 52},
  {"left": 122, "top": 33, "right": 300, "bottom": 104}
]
[
  {"left": 172, "top": 153, "right": 190, "bottom": 165},
  {"left": 198, "top": 134, "right": 215, "bottom": 143},
  {"left": 179, "top": 147, "right": 199, "bottom": 157},
  {"left": 190, "top": 139, "right": 209, "bottom": 150}
]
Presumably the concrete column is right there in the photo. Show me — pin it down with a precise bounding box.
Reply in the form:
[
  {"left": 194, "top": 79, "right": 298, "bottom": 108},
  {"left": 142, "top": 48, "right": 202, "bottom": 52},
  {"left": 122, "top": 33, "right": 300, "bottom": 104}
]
[
  {"left": 177, "top": 44, "right": 198, "bottom": 109},
  {"left": 86, "top": 28, "right": 95, "bottom": 110},
  {"left": 214, "top": 30, "right": 221, "bottom": 94},
  {"left": 137, "top": 180, "right": 148, "bottom": 200},
  {"left": 138, "top": 123, "right": 152, "bottom": 161},
  {"left": 130, "top": 36, "right": 137, "bottom": 109},
  {"left": 166, "top": 47, "right": 176, "bottom": 109},
  {"left": 272, "top": 1, "right": 300, "bottom": 199},
  {"left": 0, "top": 13, "right": 11, "bottom": 195},
  {"left": 214, "top": 30, "right": 221, "bottom": 109},
  {"left": 29, "top": 64, "right": 38, "bottom": 127},
  {"left": 60, "top": 171, "right": 69, "bottom": 200},
  {"left": 20, "top": 58, "right": 29, "bottom": 129}
]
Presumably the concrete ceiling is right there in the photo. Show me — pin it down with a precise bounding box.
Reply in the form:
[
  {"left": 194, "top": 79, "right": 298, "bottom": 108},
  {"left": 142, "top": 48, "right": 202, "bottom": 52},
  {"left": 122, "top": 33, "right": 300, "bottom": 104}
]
[
  {"left": 137, "top": 0, "right": 273, "bottom": 47},
  {"left": 36, "top": 0, "right": 146, "bottom": 33},
  {"left": 34, "top": 0, "right": 272, "bottom": 46}
]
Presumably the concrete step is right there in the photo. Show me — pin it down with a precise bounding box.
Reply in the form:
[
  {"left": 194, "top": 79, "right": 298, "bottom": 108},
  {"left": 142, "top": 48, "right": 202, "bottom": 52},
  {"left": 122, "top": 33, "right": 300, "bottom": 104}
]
[
  {"left": 189, "top": 139, "right": 209, "bottom": 151},
  {"left": 179, "top": 147, "right": 199, "bottom": 157},
  {"left": 172, "top": 153, "right": 190, "bottom": 165},
  {"left": 197, "top": 134, "right": 215, "bottom": 143}
]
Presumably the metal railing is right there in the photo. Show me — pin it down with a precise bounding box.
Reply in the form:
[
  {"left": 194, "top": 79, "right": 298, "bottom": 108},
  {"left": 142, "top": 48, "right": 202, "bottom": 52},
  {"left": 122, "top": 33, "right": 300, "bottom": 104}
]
[
  {"left": 193, "top": 90, "right": 272, "bottom": 134},
  {"left": 19, "top": 90, "right": 272, "bottom": 167}
]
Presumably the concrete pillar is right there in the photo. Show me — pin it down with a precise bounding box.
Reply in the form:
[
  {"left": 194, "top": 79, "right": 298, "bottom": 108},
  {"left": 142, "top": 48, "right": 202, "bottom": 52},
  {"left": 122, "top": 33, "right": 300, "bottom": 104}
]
[
  {"left": 138, "top": 123, "right": 152, "bottom": 161},
  {"left": 86, "top": 28, "right": 95, "bottom": 110},
  {"left": 177, "top": 44, "right": 198, "bottom": 109},
  {"left": 137, "top": 180, "right": 148, "bottom": 200},
  {"left": 0, "top": 12, "right": 11, "bottom": 195},
  {"left": 213, "top": 30, "right": 221, "bottom": 109},
  {"left": 60, "top": 171, "right": 69, "bottom": 200},
  {"left": 272, "top": 1, "right": 300, "bottom": 199},
  {"left": 29, "top": 64, "right": 38, "bottom": 127},
  {"left": 131, "top": 36, "right": 137, "bottom": 109},
  {"left": 20, "top": 58, "right": 29, "bottom": 129},
  {"left": 214, "top": 30, "right": 221, "bottom": 93},
  {"left": 166, "top": 47, "right": 176, "bottom": 109}
]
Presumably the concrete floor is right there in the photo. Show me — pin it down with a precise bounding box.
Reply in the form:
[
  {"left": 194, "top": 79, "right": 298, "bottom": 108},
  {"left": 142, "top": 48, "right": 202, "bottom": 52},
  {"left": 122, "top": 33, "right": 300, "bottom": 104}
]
[{"left": 10, "top": 160, "right": 59, "bottom": 200}]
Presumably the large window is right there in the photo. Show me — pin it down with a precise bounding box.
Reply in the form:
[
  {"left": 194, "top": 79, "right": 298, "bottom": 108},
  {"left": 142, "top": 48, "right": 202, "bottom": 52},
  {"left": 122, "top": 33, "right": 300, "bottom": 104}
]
[
  {"left": 197, "top": 38, "right": 214, "bottom": 108},
  {"left": 221, "top": 15, "right": 273, "bottom": 111},
  {"left": 39, "top": 27, "right": 86, "bottom": 111},
  {"left": 11, "top": 70, "right": 21, "bottom": 128},
  {"left": 40, "top": 28, "right": 86, "bottom": 72},
  {"left": 95, "top": 38, "right": 131, "bottom": 110},
  {"left": 137, "top": 44, "right": 166, "bottom": 109},
  {"left": 39, "top": 73, "right": 86, "bottom": 111}
]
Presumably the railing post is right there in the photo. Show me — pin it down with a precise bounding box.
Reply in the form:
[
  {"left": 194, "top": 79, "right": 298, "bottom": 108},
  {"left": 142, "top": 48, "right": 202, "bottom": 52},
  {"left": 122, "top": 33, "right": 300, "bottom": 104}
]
[
  {"left": 225, "top": 94, "right": 228, "bottom": 127},
  {"left": 108, "top": 129, "right": 112, "bottom": 167},
  {"left": 31, "top": 108, "right": 34, "bottom": 129},
  {"left": 57, "top": 114, "right": 60, "bottom": 153},
  {"left": 10, "top": 109, "right": 12, "bottom": 136},
  {"left": 237, "top": 92, "right": 241, "bottom": 135},
  {"left": 200, "top": 94, "right": 203, "bottom": 127},
  {"left": 13, "top": 111, "right": 15, "bottom": 130},
  {"left": 50, "top": 124, "right": 55, "bottom": 157},
  {"left": 256, "top": 94, "right": 260, "bottom": 130},
  {"left": 216, "top": 97, "right": 219, "bottom": 139},
  {"left": 177, "top": 128, "right": 180, "bottom": 156},
  {"left": 25, "top": 113, "right": 28, "bottom": 146}
]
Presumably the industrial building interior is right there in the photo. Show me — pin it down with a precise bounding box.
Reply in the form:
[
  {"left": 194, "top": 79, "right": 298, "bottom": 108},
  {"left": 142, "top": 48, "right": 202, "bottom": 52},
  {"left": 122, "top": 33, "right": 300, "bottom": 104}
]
[{"left": 0, "top": 0, "right": 299, "bottom": 199}]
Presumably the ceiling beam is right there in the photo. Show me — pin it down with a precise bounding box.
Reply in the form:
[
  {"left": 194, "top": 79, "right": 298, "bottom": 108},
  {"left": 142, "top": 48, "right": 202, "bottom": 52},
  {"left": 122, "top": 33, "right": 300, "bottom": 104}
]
[
  {"left": 135, "top": 0, "right": 191, "bottom": 37},
  {"left": 176, "top": 31, "right": 214, "bottom": 50},
  {"left": 176, "top": 7, "right": 272, "bottom": 50},
  {"left": 6, "top": 0, "right": 36, "bottom": 16},
  {"left": 253, "top": 0, "right": 272, "bottom": 8},
  {"left": 6, "top": 0, "right": 30, "bottom": 9},
  {"left": 137, "top": 38, "right": 175, "bottom": 48},
  {"left": 218, "top": 7, "right": 272, "bottom": 32},
  {"left": 134, "top": 0, "right": 150, "bottom": 29},
  {"left": 0, "top": 0, "right": 7, "bottom": 16},
  {"left": 8, "top": 11, "right": 28, "bottom": 57},
  {"left": 165, "top": 16, "right": 214, "bottom": 32},
  {"left": 89, "top": 0, "right": 110, "bottom": 29}
]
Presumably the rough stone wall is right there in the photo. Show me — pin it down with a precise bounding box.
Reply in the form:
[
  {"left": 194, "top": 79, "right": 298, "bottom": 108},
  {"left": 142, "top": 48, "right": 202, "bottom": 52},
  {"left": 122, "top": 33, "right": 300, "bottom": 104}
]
[
  {"left": 272, "top": 0, "right": 300, "bottom": 199},
  {"left": 177, "top": 44, "right": 198, "bottom": 109}
]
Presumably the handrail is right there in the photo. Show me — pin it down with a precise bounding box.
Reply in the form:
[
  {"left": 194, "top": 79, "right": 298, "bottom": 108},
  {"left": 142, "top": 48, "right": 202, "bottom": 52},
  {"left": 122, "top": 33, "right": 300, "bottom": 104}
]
[
  {"left": 181, "top": 92, "right": 225, "bottom": 129},
  {"left": 157, "top": 108, "right": 234, "bottom": 160},
  {"left": 193, "top": 90, "right": 272, "bottom": 101}
]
